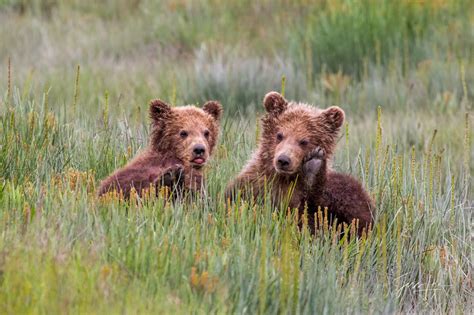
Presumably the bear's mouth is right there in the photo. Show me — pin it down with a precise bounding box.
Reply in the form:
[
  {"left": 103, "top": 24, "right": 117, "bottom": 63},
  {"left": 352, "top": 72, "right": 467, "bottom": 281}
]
[
  {"left": 191, "top": 157, "right": 206, "bottom": 168},
  {"left": 275, "top": 167, "right": 296, "bottom": 176},
  {"left": 274, "top": 163, "right": 297, "bottom": 175}
]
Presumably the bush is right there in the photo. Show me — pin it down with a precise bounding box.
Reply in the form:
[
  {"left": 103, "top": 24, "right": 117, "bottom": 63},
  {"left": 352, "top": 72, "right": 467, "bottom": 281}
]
[{"left": 289, "top": 0, "right": 472, "bottom": 76}]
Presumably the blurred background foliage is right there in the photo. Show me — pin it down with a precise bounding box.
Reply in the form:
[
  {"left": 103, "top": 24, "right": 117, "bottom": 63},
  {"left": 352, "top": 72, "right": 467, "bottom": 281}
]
[
  {"left": 0, "top": 0, "right": 472, "bottom": 116},
  {"left": 0, "top": 1, "right": 472, "bottom": 313}
]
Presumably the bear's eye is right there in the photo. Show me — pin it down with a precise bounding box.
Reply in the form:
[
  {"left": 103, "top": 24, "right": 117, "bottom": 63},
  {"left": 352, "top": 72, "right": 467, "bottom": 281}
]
[
  {"left": 276, "top": 132, "right": 284, "bottom": 142},
  {"left": 179, "top": 130, "right": 188, "bottom": 139},
  {"left": 299, "top": 139, "right": 309, "bottom": 147},
  {"left": 203, "top": 130, "right": 210, "bottom": 138}
]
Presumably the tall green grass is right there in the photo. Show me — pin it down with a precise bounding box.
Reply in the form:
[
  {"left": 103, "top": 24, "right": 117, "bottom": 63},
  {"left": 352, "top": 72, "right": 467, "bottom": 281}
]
[
  {"left": 289, "top": 0, "right": 473, "bottom": 76},
  {"left": 0, "top": 0, "right": 472, "bottom": 313},
  {"left": 0, "top": 75, "right": 471, "bottom": 313}
]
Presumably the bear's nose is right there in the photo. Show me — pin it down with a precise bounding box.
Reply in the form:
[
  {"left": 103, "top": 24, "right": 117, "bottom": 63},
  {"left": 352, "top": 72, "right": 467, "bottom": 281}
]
[
  {"left": 193, "top": 144, "right": 206, "bottom": 156},
  {"left": 277, "top": 154, "right": 291, "bottom": 169}
]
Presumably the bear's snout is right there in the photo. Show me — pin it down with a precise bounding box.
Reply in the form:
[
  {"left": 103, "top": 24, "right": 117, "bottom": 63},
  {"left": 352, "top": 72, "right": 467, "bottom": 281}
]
[
  {"left": 276, "top": 154, "right": 292, "bottom": 171},
  {"left": 193, "top": 144, "right": 206, "bottom": 157},
  {"left": 190, "top": 143, "right": 208, "bottom": 168}
]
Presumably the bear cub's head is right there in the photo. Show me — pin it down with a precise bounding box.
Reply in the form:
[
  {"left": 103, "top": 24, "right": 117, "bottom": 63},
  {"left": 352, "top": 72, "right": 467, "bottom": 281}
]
[
  {"left": 149, "top": 99, "right": 223, "bottom": 169},
  {"left": 261, "top": 91, "right": 344, "bottom": 176}
]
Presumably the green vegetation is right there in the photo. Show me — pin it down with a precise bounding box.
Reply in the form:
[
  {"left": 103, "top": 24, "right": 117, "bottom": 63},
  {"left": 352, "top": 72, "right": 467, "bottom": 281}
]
[{"left": 0, "top": 0, "right": 472, "bottom": 313}]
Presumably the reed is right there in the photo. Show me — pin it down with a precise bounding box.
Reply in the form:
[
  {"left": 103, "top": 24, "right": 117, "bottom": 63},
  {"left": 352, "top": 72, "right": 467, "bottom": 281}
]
[{"left": 0, "top": 1, "right": 471, "bottom": 313}]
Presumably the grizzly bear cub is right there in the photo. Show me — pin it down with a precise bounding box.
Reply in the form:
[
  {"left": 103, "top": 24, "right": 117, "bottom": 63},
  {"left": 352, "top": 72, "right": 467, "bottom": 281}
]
[
  {"left": 226, "top": 92, "right": 374, "bottom": 235},
  {"left": 98, "top": 99, "right": 223, "bottom": 199}
]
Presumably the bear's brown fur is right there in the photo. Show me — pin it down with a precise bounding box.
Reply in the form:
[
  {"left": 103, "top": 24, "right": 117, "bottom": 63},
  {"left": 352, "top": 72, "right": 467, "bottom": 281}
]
[
  {"left": 98, "top": 99, "right": 223, "bottom": 199},
  {"left": 226, "top": 91, "right": 374, "bottom": 235}
]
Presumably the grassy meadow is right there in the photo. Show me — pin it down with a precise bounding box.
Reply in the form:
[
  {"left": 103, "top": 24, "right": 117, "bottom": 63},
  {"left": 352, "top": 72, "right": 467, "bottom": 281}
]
[{"left": 0, "top": 0, "right": 473, "bottom": 313}]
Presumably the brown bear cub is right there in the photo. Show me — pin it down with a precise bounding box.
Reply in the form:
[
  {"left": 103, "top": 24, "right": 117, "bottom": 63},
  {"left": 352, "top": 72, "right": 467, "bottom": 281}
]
[
  {"left": 226, "top": 92, "right": 374, "bottom": 235},
  {"left": 98, "top": 99, "right": 223, "bottom": 199}
]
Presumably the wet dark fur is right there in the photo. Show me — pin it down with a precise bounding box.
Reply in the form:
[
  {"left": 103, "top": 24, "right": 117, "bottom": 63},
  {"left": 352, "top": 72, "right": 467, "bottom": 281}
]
[
  {"left": 226, "top": 92, "right": 374, "bottom": 235},
  {"left": 98, "top": 99, "right": 222, "bottom": 199}
]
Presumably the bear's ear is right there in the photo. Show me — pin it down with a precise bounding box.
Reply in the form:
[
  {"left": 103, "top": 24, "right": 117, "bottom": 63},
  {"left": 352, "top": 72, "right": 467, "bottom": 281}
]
[
  {"left": 263, "top": 91, "right": 288, "bottom": 116},
  {"left": 149, "top": 99, "right": 172, "bottom": 122},
  {"left": 319, "top": 106, "right": 345, "bottom": 131},
  {"left": 203, "top": 100, "right": 223, "bottom": 121}
]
